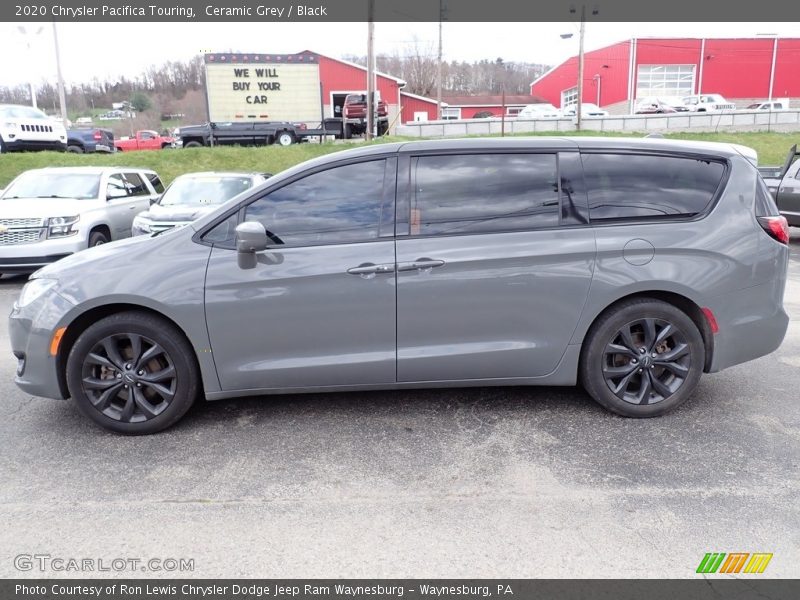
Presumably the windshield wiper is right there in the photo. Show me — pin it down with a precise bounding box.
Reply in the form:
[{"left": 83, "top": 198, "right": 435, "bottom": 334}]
[{"left": 33, "top": 195, "right": 73, "bottom": 199}]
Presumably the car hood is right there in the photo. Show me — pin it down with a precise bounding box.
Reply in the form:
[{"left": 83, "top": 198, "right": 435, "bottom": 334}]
[
  {"left": 0, "top": 197, "right": 96, "bottom": 218},
  {"left": 140, "top": 203, "right": 219, "bottom": 222}
]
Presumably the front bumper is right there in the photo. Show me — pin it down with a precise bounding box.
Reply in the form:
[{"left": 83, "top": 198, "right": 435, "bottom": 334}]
[
  {"left": 4, "top": 139, "right": 67, "bottom": 152},
  {"left": 0, "top": 235, "right": 88, "bottom": 272},
  {"left": 9, "top": 287, "right": 76, "bottom": 400}
]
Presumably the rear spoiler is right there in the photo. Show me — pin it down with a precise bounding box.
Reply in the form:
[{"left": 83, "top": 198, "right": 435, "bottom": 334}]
[{"left": 728, "top": 144, "right": 759, "bottom": 167}]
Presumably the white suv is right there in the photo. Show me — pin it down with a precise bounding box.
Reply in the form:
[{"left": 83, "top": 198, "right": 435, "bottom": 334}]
[
  {"left": 0, "top": 104, "right": 67, "bottom": 152},
  {"left": 680, "top": 94, "right": 736, "bottom": 113},
  {"left": 0, "top": 167, "right": 162, "bottom": 274}
]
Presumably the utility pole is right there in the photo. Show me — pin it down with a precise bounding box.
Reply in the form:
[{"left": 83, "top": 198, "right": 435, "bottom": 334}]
[
  {"left": 576, "top": 5, "right": 585, "bottom": 131},
  {"left": 573, "top": 4, "right": 598, "bottom": 131},
  {"left": 366, "top": 0, "right": 375, "bottom": 141},
  {"left": 437, "top": 0, "right": 444, "bottom": 120},
  {"left": 52, "top": 23, "right": 69, "bottom": 131},
  {"left": 17, "top": 26, "right": 44, "bottom": 108}
]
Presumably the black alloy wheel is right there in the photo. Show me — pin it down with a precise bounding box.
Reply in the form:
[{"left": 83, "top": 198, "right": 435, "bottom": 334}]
[
  {"left": 80, "top": 333, "right": 177, "bottom": 423},
  {"left": 66, "top": 311, "right": 199, "bottom": 434},
  {"left": 602, "top": 318, "right": 690, "bottom": 406},
  {"left": 580, "top": 298, "right": 704, "bottom": 417}
]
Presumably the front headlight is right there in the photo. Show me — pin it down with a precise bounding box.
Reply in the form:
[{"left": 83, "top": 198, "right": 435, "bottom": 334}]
[
  {"left": 131, "top": 216, "right": 152, "bottom": 235},
  {"left": 47, "top": 215, "right": 79, "bottom": 238},
  {"left": 18, "top": 278, "right": 58, "bottom": 308}
]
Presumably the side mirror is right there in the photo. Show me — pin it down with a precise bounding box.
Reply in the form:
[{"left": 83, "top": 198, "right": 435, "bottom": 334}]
[
  {"left": 235, "top": 221, "right": 269, "bottom": 254},
  {"left": 150, "top": 195, "right": 161, "bottom": 205}
]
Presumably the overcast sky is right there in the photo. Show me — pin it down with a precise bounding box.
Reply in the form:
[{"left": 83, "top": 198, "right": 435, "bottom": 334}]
[{"left": 0, "top": 21, "right": 795, "bottom": 87}]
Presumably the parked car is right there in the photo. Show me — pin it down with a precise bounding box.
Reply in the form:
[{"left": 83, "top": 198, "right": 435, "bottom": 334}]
[
  {"left": 517, "top": 103, "right": 562, "bottom": 119},
  {"left": 561, "top": 103, "right": 610, "bottom": 118},
  {"left": 746, "top": 100, "right": 789, "bottom": 111},
  {"left": 115, "top": 130, "right": 175, "bottom": 152},
  {"left": 8, "top": 137, "right": 789, "bottom": 434},
  {"left": 635, "top": 98, "right": 679, "bottom": 114},
  {"left": 0, "top": 104, "right": 67, "bottom": 153},
  {"left": 0, "top": 167, "right": 162, "bottom": 274},
  {"left": 179, "top": 121, "right": 302, "bottom": 148},
  {"left": 66, "top": 128, "right": 115, "bottom": 154},
  {"left": 680, "top": 94, "right": 736, "bottom": 113},
  {"left": 760, "top": 144, "right": 800, "bottom": 226},
  {"left": 472, "top": 111, "right": 496, "bottom": 119},
  {"left": 132, "top": 172, "right": 270, "bottom": 236}
]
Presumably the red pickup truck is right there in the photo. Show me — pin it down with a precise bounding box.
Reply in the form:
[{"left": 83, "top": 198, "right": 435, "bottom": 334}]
[
  {"left": 115, "top": 130, "right": 175, "bottom": 152},
  {"left": 342, "top": 94, "right": 389, "bottom": 138}
]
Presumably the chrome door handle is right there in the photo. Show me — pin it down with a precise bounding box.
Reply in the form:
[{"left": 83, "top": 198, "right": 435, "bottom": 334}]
[
  {"left": 347, "top": 263, "right": 396, "bottom": 276},
  {"left": 397, "top": 258, "right": 446, "bottom": 272}
]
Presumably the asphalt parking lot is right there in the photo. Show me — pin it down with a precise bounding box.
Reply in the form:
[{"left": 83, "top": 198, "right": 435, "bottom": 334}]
[{"left": 0, "top": 233, "right": 798, "bottom": 579}]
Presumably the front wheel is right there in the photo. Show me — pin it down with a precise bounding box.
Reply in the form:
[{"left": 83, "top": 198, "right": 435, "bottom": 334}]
[
  {"left": 580, "top": 298, "right": 704, "bottom": 417},
  {"left": 88, "top": 230, "right": 109, "bottom": 247},
  {"left": 183, "top": 141, "right": 203, "bottom": 148},
  {"left": 66, "top": 312, "right": 199, "bottom": 434}
]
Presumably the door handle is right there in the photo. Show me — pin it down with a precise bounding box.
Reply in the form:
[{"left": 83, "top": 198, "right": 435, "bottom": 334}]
[
  {"left": 397, "top": 258, "right": 446, "bottom": 272},
  {"left": 128, "top": 206, "right": 136, "bottom": 209},
  {"left": 346, "top": 263, "right": 395, "bottom": 276}
]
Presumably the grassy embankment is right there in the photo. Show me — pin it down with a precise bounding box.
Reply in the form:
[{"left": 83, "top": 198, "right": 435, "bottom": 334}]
[{"left": 1, "top": 131, "right": 798, "bottom": 189}]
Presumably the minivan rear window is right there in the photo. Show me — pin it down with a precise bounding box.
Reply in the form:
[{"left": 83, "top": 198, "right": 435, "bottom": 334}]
[
  {"left": 583, "top": 153, "right": 726, "bottom": 221},
  {"left": 410, "top": 153, "right": 559, "bottom": 236}
]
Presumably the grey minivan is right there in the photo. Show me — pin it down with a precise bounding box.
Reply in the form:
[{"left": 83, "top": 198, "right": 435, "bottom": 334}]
[{"left": 9, "top": 138, "right": 790, "bottom": 434}]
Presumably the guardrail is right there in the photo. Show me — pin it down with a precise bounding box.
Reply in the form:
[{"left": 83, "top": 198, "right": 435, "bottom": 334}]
[{"left": 395, "top": 110, "right": 800, "bottom": 138}]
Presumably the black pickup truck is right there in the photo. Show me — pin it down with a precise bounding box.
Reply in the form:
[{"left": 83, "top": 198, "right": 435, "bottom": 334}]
[
  {"left": 760, "top": 144, "right": 800, "bottom": 226},
  {"left": 179, "top": 120, "right": 343, "bottom": 148}
]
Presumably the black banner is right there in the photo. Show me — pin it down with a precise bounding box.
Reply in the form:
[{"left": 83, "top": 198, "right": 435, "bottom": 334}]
[
  {"left": 3, "top": 580, "right": 800, "bottom": 600},
  {"left": 3, "top": 0, "right": 800, "bottom": 22}
]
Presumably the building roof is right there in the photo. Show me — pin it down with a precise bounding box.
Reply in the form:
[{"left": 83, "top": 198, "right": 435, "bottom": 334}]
[
  {"left": 442, "top": 94, "right": 544, "bottom": 107},
  {"left": 400, "top": 91, "right": 448, "bottom": 106}
]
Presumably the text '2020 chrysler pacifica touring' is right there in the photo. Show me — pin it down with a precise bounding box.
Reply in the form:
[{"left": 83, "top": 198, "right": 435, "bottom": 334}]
[{"left": 10, "top": 138, "right": 789, "bottom": 434}]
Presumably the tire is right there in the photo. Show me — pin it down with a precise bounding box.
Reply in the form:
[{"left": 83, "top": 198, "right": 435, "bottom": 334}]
[
  {"left": 66, "top": 311, "right": 199, "bottom": 434},
  {"left": 343, "top": 123, "right": 352, "bottom": 140},
  {"left": 377, "top": 121, "right": 388, "bottom": 136},
  {"left": 276, "top": 131, "right": 294, "bottom": 146},
  {"left": 184, "top": 141, "right": 203, "bottom": 148},
  {"left": 0, "top": 136, "right": 7, "bottom": 153},
  {"left": 67, "top": 144, "right": 84, "bottom": 153},
  {"left": 580, "top": 298, "right": 704, "bottom": 417},
  {"left": 88, "top": 230, "right": 109, "bottom": 247}
]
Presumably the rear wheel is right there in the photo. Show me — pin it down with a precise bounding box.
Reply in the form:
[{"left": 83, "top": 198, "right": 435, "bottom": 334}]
[
  {"left": 67, "top": 144, "right": 84, "bottom": 153},
  {"left": 66, "top": 312, "right": 199, "bottom": 434},
  {"left": 580, "top": 298, "right": 704, "bottom": 417},
  {"left": 343, "top": 123, "right": 352, "bottom": 140},
  {"left": 184, "top": 141, "right": 202, "bottom": 148},
  {"left": 276, "top": 131, "right": 294, "bottom": 146}
]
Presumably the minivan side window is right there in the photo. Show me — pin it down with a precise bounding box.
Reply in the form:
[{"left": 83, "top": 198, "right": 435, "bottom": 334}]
[
  {"left": 243, "top": 160, "right": 386, "bottom": 247},
  {"left": 582, "top": 153, "right": 725, "bottom": 221},
  {"left": 410, "top": 153, "right": 559, "bottom": 236}
]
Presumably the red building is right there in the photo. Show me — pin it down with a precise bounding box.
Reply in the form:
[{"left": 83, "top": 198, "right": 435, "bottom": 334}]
[
  {"left": 531, "top": 37, "right": 800, "bottom": 114},
  {"left": 440, "top": 95, "right": 543, "bottom": 119}
]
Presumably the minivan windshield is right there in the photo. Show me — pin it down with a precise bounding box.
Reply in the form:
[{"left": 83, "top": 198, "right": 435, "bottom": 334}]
[
  {"left": 1, "top": 173, "right": 101, "bottom": 200},
  {"left": 160, "top": 176, "right": 254, "bottom": 207}
]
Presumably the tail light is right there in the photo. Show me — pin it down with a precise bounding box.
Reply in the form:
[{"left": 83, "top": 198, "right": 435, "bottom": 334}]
[
  {"left": 757, "top": 215, "right": 789, "bottom": 245},
  {"left": 93, "top": 130, "right": 102, "bottom": 140}
]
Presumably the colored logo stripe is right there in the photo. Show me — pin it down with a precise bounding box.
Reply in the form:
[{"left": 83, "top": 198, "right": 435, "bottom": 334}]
[
  {"left": 697, "top": 553, "right": 726, "bottom": 573},
  {"left": 696, "top": 552, "right": 772, "bottom": 574},
  {"left": 744, "top": 553, "right": 773, "bottom": 574}
]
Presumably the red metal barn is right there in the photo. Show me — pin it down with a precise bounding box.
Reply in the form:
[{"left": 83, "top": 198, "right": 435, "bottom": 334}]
[
  {"left": 400, "top": 92, "right": 444, "bottom": 122},
  {"left": 531, "top": 37, "right": 800, "bottom": 114}
]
